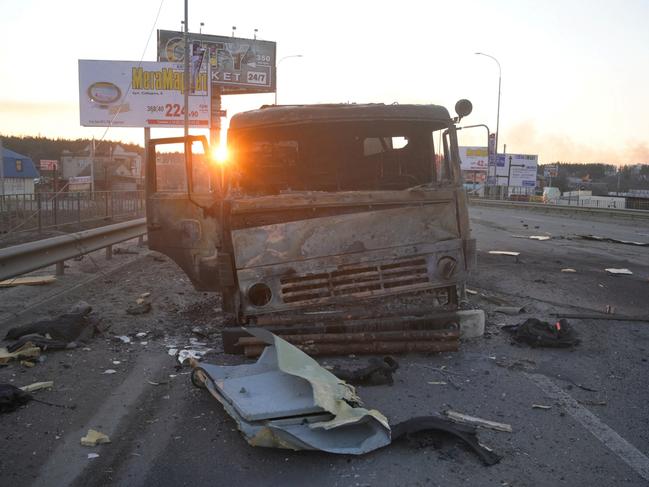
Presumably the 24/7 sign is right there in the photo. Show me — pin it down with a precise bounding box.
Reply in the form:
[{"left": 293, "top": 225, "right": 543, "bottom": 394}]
[{"left": 157, "top": 30, "right": 276, "bottom": 95}]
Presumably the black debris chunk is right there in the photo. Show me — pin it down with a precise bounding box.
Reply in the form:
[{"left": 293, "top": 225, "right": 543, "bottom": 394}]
[
  {"left": 391, "top": 415, "right": 502, "bottom": 466},
  {"left": 331, "top": 356, "right": 399, "bottom": 386},
  {"left": 502, "top": 318, "right": 579, "bottom": 348},
  {"left": 5, "top": 302, "right": 93, "bottom": 343},
  {"left": 0, "top": 384, "right": 33, "bottom": 414}
]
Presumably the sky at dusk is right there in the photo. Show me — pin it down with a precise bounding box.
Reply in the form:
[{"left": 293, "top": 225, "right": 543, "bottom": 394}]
[{"left": 1, "top": 0, "right": 648, "bottom": 165}]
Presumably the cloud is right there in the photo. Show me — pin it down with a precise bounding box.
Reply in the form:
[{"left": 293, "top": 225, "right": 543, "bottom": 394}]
[{"left": 0, "top": 99, "right": 77, "bottom": 115}]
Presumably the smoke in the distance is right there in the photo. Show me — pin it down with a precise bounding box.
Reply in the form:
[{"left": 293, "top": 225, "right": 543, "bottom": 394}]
[{"left": 501, "top": 120, "right": 649, "bottom": 165}]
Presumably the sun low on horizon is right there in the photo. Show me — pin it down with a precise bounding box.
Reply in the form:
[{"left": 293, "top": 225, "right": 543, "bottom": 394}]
[{"left": 0, "top": 0, "right": 648, "bottom": 165}]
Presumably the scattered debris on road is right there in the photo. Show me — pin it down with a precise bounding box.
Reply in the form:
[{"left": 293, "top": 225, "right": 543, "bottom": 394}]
[
  {"left": 0, "top": 384, "right": 33, "bottom": 413},
  {"left": 532, "top": 404, "right": 552, "bottom": 410},
  {"left": 4, "top": 301, "right": 95, "bottom": 352},
  {"left": 103, "top": 369, "right": 117, "bottom": 374},
  {"left": 561, "top": 268, "right": 577, "bottom": 273},
  {"left": 0, "top": 275, "right": 56, "bottom": 287},
  {"left": 443, "top": 409, "right": 513, "bottom": 433},
  {"left": 502, "top": 318, "right": 579, "bottom": 348},
  {"left": 578, "top": 235, "right": 649, "bottom": 247},
  {"left": 494, "top": 306, "right": 526, "bottom": 315},
  {"left": 511, "top": 235, "right": 551, "bottom": 241},
  {"left": 488, "top": 250, "right": 520, "bottom": 257},
  {"left": 177, "top": 348, "right": 210, "bottom": 364},
  {"left": 551, "top": 312, "right": 649, "bottom": 323},
  {"left": 81, "top": 429, "right": 111, "bottom": 446},
  {"left": 605, "top": 268, "right": 633, "bottom": 276},
  {"left": 20, "top": 381, "right": 54, "bottom": 393},
  {"left": 0, "top": 343, "right": 40, "bottom": 364},
  {"left": 330, "top": 356, "right": 399, "bottom": 386},
  {"left": 391, "top": 416, "right": 501, "bottom": 466},
  {"left": 191, "top": 328, "right": 500, "bottom": 463}
]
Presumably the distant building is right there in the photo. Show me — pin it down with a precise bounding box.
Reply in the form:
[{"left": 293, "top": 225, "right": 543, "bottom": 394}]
[
  {"left": 1, "top": 147, "right": 40, "bottom": 195},
  {"left": 61, "top": 143, "right": 143, "bottom": 191}
]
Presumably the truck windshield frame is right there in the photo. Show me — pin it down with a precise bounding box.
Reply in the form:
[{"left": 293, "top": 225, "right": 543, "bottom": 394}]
[{"left": 229, "top": 120, "right": 458, "bottom": 195}]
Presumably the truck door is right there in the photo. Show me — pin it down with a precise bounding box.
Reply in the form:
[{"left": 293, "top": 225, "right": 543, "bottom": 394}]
[{"left": 145, "top": 135, "right": 233, "bottom": 291}]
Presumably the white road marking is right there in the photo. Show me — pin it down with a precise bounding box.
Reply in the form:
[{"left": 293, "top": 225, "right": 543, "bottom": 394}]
[{"left": 527, "top": 373, "right": 649, "bottom": 482}]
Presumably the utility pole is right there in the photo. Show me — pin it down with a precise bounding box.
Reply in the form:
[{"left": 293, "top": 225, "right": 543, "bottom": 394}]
[
  {"left": 0, "top": 138, "right": 5, "bottom": 197},
  {"left": 183, "top": 0, "right": 189, "bottom": 140}
]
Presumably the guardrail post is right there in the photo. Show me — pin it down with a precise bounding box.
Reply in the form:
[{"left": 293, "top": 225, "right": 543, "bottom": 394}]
[
  {"left": 77, "top": 192, "right": 81, "bottom": 224},
  {"left": 53, "top": 192, "right": 58, "bottom": 226},
  {"left": 105, "top": 245, "right": 113, "bottom": 260},
  {"left": 56, "top": 261, "right": 65, "bottom": 276},
  {"left": 37, "top": 193, "right": 42, "bottom": 233},
  {"left": 105, "top": 191, "right": 109, "bottom": 217}
]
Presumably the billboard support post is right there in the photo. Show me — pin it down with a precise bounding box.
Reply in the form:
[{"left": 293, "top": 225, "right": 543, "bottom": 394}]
[
  {"left": 144, "top": 127, "right": 150, "bottom": 192},
  {"left": 183, "top": 0, "right": 189, "bottom": 139},
  {"left": 210, "top": 87, "right": 222, "bottom": 148}
]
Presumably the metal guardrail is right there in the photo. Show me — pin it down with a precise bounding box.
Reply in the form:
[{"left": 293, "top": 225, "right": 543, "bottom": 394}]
[
  {"left": 0, "top": 190, "right": 145, "bottom": 234},
  {"left": 0, "top": 218, "right": 147, "bottom": 281},
  {"left": 469, "top": 198, "right": 649, "bottom": 220}
]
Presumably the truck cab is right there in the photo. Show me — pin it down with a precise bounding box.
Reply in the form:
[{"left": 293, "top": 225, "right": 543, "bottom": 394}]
[{"left": 146, "top": 102, "right": 476, "bottom": 325}]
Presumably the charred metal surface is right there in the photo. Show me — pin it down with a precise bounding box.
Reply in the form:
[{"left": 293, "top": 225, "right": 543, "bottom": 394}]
[
  {"left": 146, "top": 104, "right": 476, "bottom": 326},
  {"left": 232, "top": 199, "right": 468, "bottom": 315}
]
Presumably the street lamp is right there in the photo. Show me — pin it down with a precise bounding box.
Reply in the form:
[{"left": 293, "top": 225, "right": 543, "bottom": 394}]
[
  {"left": 474, "top": 52, "right": 501, "bottom": 154},
  {"left": 475, "top": 52, "right": 502, "bottom": 190},
  {"left": 275, "top": 54, "right": 303, "bottom": 105}
]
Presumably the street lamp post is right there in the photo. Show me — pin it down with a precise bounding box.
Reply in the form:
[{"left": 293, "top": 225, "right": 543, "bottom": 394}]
[
  {"left": 475, "top": 52, "right": 501, "bottom": 187},
  {"left": 275, "top": 54, "right": 303, "bottom": 105}
]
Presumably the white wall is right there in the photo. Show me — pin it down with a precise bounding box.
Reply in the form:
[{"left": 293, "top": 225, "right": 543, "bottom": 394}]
[{"left": 2, "top": 177, "right": 35, "bottom": 195}]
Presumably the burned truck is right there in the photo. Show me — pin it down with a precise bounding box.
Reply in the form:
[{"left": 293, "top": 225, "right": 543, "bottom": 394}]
[{"left": 145, "top": 102, "right": 476, "bottom": 349}]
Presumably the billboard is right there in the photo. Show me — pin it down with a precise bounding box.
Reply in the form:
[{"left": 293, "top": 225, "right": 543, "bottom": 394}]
[
  {"left": 79, "top": 60, "right": 211, "bottom": 128},
  {"left": 544, "top": 164, "right": 558, "bottom": 178},
  {"left": 40, "top": 160, "right": 58, "bottom": 171},
  {"left": 157, "top": 30, "right": 276, "bottom": 94},
  {"left": 493, "top": 153, "right": 538, "bottom": 187},
  {"left": 459, "top": 146, "right": 489, "bottom": 172}
]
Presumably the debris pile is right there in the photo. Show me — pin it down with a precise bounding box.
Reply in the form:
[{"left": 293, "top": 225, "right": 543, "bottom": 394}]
[
  {"left": 190, "top": 328, "right": 500, "bottom": 464},
  {"left": 2, "top": 302, "right": 97, "bottom": 362}
]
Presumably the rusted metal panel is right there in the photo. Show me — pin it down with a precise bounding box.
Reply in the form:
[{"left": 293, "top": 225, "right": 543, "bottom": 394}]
[
  {"left": 237, "top": 329, "right": 459, "bottom": 347},
  {"left": 243, "top": 339, "right": 459, "bottom": 358}
]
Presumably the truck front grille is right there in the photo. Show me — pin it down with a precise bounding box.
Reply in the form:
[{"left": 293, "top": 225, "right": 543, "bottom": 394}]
[{"left": 279, "top": 257, "right": 430, "bottom": 304}]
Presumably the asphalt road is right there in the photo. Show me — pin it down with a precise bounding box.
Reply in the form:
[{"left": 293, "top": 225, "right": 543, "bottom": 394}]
[{"left": 1, "top": 205, "right": 648, "bottom": 487}]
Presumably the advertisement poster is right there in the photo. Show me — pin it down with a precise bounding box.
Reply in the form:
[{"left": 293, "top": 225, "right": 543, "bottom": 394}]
[
  {"left": 459, "top": 146, "right": 489, "bottom": 171},
  {"left": 79, "top": 60, "right": 211, "bottom": 128},
  {"left": 157, "top": 30, "right": 276, "bottom": 94},
  {"left": 493, "top": 154, "right": 538, "bottom": 187}
]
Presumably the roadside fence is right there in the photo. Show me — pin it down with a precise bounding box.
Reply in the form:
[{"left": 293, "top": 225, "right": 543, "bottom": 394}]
[{"left": 0, "top": 190, "right": 145, "bottom": 234}]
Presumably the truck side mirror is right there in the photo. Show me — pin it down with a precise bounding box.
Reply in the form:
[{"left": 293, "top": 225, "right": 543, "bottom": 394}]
[{"left": 455, "top": 99, "right": 473, "bottom": 120}]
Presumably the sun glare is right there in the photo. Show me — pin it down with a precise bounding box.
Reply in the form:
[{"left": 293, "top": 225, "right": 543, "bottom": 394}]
[{"left": 212, "top": 145, "right": 229, "bottom": 165}]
